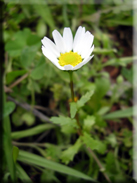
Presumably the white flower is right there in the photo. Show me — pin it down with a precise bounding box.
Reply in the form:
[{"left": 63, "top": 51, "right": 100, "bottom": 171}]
[{"left": 41, "top": 26, "right": 94, "bottom": 71}]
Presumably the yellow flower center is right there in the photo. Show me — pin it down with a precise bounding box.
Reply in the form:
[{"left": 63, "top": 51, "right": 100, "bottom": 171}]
[{"left": 58, "top": 51, "right": 82, "bottom": 67}]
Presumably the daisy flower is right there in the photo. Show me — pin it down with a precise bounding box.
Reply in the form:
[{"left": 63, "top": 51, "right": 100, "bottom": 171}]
[{"left": 41, "top": 26, "right": 94, "bottom": 71}]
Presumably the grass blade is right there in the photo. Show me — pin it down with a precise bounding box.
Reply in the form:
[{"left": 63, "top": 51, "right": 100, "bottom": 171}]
[
  {"left": 103, "top": 106, "right": 136, "bottom": 119},
  {"left": 16, "top": 163, "right": 33, "bottom": 183},
  {"left": 17, "top": 150, "right": 97, "bottom": 182}
]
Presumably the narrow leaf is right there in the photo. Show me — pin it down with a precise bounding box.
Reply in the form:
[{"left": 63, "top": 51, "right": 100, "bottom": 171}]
[
  {"left": 12, "top": 146, "right": 19, "bottom": 163},
  {"left": 16, "top": 163, "right": 33, "bottom": 183},
  {"left": 4, "top": 116, "right": 16, "bottom": 182},
  {"left": 103, "top": 106, "right": 135, "bottom": 120},
  {"left": 104, "top": 56, "right": 137, "bottom": 67},
  {"left": 17, "top": 150, "right": 96, "bottom": 182},
  {"left": 70, "top": 102, "right": 78, "bottom": 118},
  {"left": 11, "top": 124, "right": 55, "bottom": 139}
]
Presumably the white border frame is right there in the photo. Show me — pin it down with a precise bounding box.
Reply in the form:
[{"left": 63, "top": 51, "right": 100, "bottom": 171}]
[{"left": 3, "top": 0, "right": 137, "bottom": 181}]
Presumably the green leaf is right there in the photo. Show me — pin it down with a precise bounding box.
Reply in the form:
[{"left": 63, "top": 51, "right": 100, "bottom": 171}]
[
  {"left": 21, "top": 112, "right": 35, "bottom": 126},
  {"left": 12, "top": 146, "right": 19, "bottom": 163},
  {"left": 32, "top": 4, "right": 55, "bottom": 30},
  {"left": 26, "top": 34, "right": 40, "bottom": 47},
  {"left": 121, "top": 67, "right": 133, "bottom": 83},
  {"left": 5, "top": 28, "right": 31, "bottom": 57},
  {"left": 77, "top": 90, "right": 94, "bottom": 109},
  {"left": 103, "top": 106, "right": 135, "bottom": 119},
  {"left": 41, "top": 170, "right": 60, "bottom": 183},
  {"left": 104, "top": 56, "right": 137, "bottom": 67},
  {"left": 16, "top": 163, "right": 33, "bottom": 183},
  {"left": 50, "top": 115, "right": 77, "bottom": 127},
  {"left": 95, "top": 77, "right": 110, "bottom": 99},
  {"left": 70, "top": 102, "right": 78, "bottom": 118},
  {"left": 17, "top": 150, "right": 96, "bottom": 182},
  {"left": 97, "top": 106, "right": 110, "bottom": 116},
  {"left": 83, "top": 115, "right": 95, "bottom": 132},
  {"left": 36, "top": 20, "right": 47, "bottom": 37},
  {"left": 11, "top": 124, "right": 55, "bottom": 139},
  {"left": 3, "top": 102, "right": 16, "bottom": 118},
  {"left": 30, "top": 56, "right": 46, "bottom": 80},
  {"left": 95, "top": 115, "right": 107, "bottom": 127},
  {"left": 61, "top": 125, "right": 77, "bottom": 135},
  {"left": 6, "top": 70, "right": 27, "bottom": 85},
  {"left": 61, "top": 138, "right": 82, "bottom": 165},
  {"left": 50, "top": 115, "right": 78, "bottom": 135},
  {"left": 27, "top": 78, "right": 41, "bottom": 93},
  {"left": 105, "top": 134, "right": 117, "bottom": 148},
  {"left": 93, "top": 48, "right": 117, "bottom": 54},
  {"left": 81, "top": 132, "right": 106, "bottom": 154},
  {"left": 20, "top": 46, "right": 36, "bottom": 69}
]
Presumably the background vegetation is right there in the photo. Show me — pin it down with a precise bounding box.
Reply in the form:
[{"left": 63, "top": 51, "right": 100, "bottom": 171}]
[{"left": 3, "top": 1, "right": 135, "bottom": 183}]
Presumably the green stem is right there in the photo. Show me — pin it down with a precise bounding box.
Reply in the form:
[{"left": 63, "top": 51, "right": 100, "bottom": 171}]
[
  {"left": 69, "top": 71, "right": 74, "bottom": 102},
  {"left": 68, "top": 71, "right": 82, "bottom": 135},
  {"left": 3, "top": 93, "right": 17, "bottom": 182}
]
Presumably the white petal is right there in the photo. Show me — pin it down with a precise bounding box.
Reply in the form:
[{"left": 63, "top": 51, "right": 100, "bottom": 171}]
[
  {"left": 73, "top": 27, "right": 85, "bottom": 53},
  {"left": 42, "top": 46, "right": 64, "bottom": 70},
  {"left": 73, "top": 26, "right": 82, "bottom": 51},
  {"left": 83, "top": 45, "right": 94, "bottom": 59},
  {"left": 64, "top": 65, "right": 73, "bottom": 70},
  {"left": 73, "top": 55, "right": 94, "bottom": 70},
  {"left": 41, "top": 37, "right": 60, "bottom": 57},
  {"left": 77, "top": 31, "right": 92, "bottom": 55},
  {"left": 81, "top": 33, "right": 94, "bottom": 58},
  {"left": 52, "top": 30, "right": 66, "bottom": 53},
  {"left": 63, "top": 28, "right": 73, "bottom": 52}
]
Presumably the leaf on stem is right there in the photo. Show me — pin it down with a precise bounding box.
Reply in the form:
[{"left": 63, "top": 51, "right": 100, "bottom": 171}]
[
  {"left": 3, "top": 101, "right": 16, "bottom": 119},
  {"left": 81, "top": 132, "right": 106, "bottom": 154},
  {"left": 83, "top": 115, "right": 95, "bottom": 132},
  {"left": 77, "top": 90, "right": 94, "bottom": 109},
  {"left": 50, "top": 115, "right": 77, "bottom": 127},
  {"left": 61, "top": 138, "right": 82, "bottom": 164},
  {"left": 70, "top": 102, "right": 78, "bottom": 118},
  {"left": 50, "top": 115, "right": 78, "bottom": 134}
]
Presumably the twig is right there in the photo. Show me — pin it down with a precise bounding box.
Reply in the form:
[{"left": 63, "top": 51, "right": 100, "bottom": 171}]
[
  {"left": 34, "top": 105, "right": 60, "bottom": 115},
  {"left": 7, "top": 96, "right": 56, "bottom": 125},
  {"left": 35, "top": 131, "right": 50, "bottom": 143},
  {"left": 4, "top": 85, "right": 13, "bottom": 93},
  {"left": 9, "top": 73, "right": 29, "bottom": 89},
  {"left": 85, "top": 146, "right": 112, "bottom": 183},
  {"left": 12, "top": 141, "right": 47, "bottom": 147}
]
